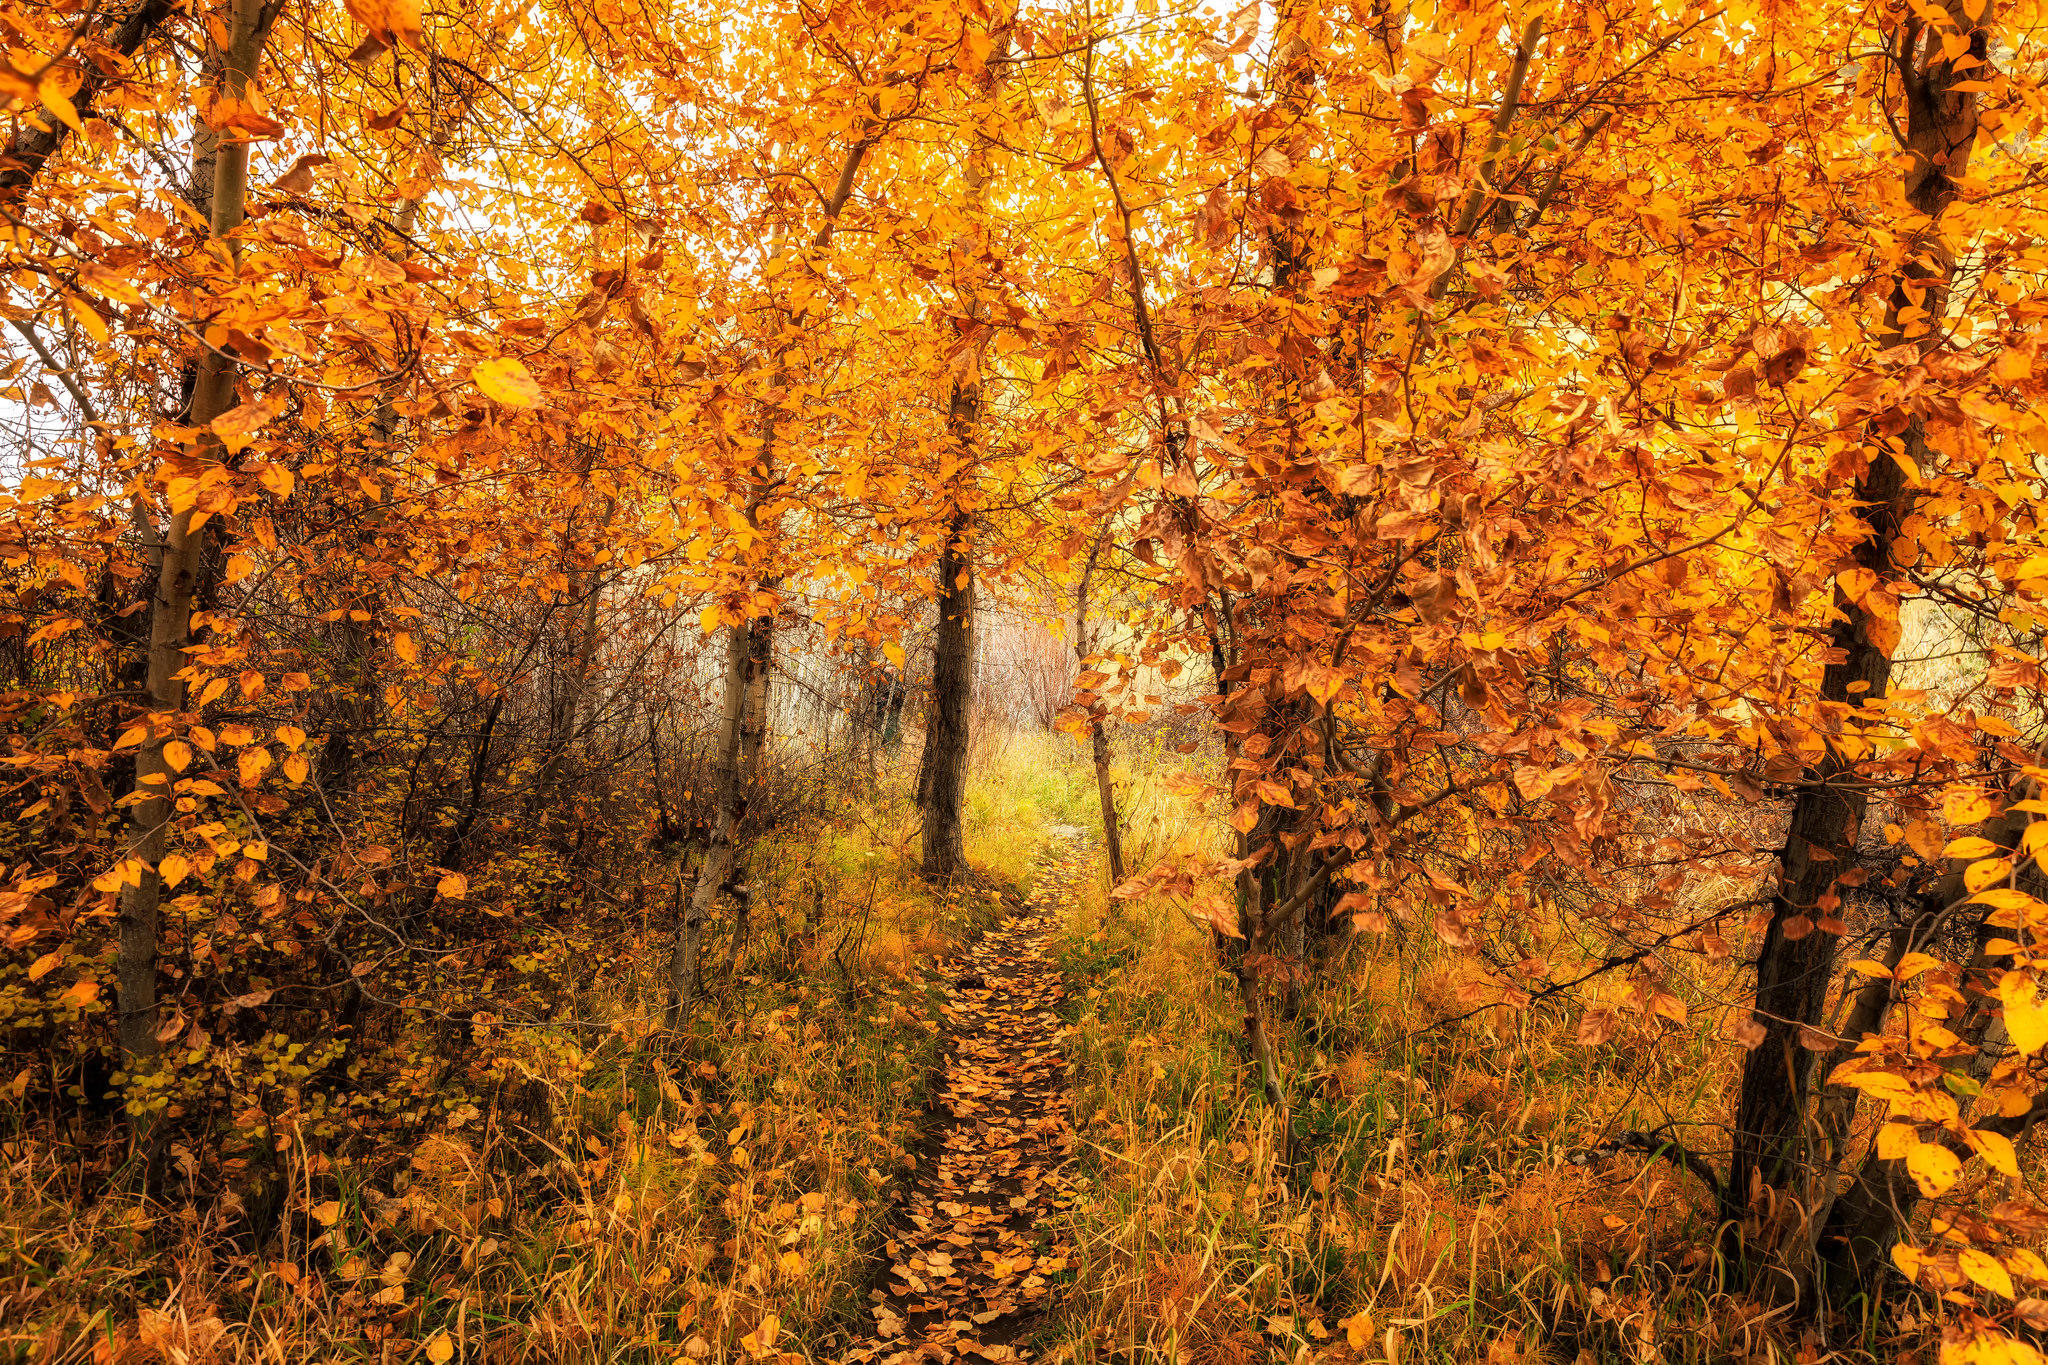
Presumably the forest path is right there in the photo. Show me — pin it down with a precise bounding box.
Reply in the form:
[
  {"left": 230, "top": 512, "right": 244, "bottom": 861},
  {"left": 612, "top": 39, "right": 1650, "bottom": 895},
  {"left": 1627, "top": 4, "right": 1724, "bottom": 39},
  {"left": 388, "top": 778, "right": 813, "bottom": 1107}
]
[{"left": 842, "top": 832, "right": 1088, "bottom": 1365}]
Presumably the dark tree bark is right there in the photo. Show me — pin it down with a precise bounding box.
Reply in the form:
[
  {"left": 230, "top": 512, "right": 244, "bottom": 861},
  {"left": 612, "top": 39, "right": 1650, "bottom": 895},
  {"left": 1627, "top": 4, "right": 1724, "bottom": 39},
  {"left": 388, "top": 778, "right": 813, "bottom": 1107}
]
[
  {"left": 1725, "top": 0, "right": 1989, "bottom": 1275},
  {"left": 0, "top": 0, "right": 176, "bottom": 201},
  {"left": 918, "top": 505, "right": 974, "bottom": 881}
]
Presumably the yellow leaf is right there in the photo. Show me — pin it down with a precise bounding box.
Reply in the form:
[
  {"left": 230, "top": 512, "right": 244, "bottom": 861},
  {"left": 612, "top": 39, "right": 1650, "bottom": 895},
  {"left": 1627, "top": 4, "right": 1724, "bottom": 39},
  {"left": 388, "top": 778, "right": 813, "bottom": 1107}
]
[
  {"left": 1968, "top": 1127, "right": 2019, "bottom": 1178},
  {"left": 1951, "top": 1331, "right": 2048, "bottom": 1365},
  {"left": 310, "top": 1200, "right": 342, "bottom": 1226},
  {"left": 238, "top": 747, "right": 272, "bottom": 784},
  {"left": 437, "top": 872, "right": 469, "bottom": 899},
  {"left": 1344, "top": 1313, "right": 1373, "bottom": 1351},
  {"left": 1650, "top": 991, "right": 1688, "bottom": 1024},
  {"left": 28, "top": 950, "right": 62, "bottom": 981},
  {"left": 1304, "top": 663, "right": 1347, "bottom": 707},
  {"left": 1945, "top": 786, "right": 1997, "bottom": 825},
  {"left": 474, "top": 356, "right": 542, "bottom": 407},
  {"left": 256, "top": 463, "right": 295, "bottom": 499},
  {"left": 1906, "top": 1140, "right": 1961, "bottom": 1197},
  {"left": 393, "top": 632, "right": 419, "bottom": 664},
  {"left": 1898, "top": 952, "right": 1942, "bottom": 981},
  {"left": 2010, "top": 1246, "right": 2048, "bottom": 1284},
  {"left": 1255, "top": 779, "right": 1296, "bottom": 808},
  {"left": 65, "top": 294, "right": 107, "bottom": 344},
  {"left": 425, "top": 1332, "right": 455, "bottom": 1364},
  {"left": 163, "top": 740, "right": 193, "bottom": 773},
  {"left": 1966, "top": 857, "right": 2012, "bottom": 892},
  {"left": 2000, "top": 971, "right": 2048, "bottom": 1055},
  {"left": 159, "top": 853, "right": 191, "bottom": 889},
  {"left": 1959, "top": 1247, "right": 2015, "bottom": 1299},
  {"left": 741, "top": 1315, "right": 780, "bottom": 1358},
  {"left": 37, "top": 77, "right": 81, "bottom": 131},
  {"left": 883, "top": 640, "right": 905, "bottom": 668},
  {"left": 283, "top": 753, "right": 309, "bottom": 785},
  {"left": 210, "top": 398, "right": 277, "bottom": 455},
  {"left": 59, "top": 978, "right": 100, "bottom": 1008},
  {"left": 347, "top": 0, "right": 424, "bottom": 50}
]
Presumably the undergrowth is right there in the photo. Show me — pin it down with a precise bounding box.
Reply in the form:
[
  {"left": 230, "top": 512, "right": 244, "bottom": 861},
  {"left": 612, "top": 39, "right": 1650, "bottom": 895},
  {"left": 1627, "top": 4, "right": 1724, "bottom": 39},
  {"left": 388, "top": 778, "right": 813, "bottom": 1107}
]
[
  {"left": 0, "top": 732, "right": 1080, "bottom": 1365},
  {"left": 1040, "top": 753, "right": 1933, "bottom": 1365},
  {"left": 2, "top": 734, "right": 1972, "bottom": 1364}
]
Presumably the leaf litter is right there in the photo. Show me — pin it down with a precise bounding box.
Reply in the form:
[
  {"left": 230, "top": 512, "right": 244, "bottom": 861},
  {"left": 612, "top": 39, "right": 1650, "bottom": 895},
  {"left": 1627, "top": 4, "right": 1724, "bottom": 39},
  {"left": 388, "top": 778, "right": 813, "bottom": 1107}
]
[{"left": 843, "top": 838, "right": 1087, "bottom": 1365}]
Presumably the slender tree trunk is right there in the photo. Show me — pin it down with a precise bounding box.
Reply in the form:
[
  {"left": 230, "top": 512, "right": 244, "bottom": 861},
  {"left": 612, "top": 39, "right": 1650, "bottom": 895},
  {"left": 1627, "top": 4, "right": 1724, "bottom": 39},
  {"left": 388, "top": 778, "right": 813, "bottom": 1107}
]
[
  {"left": 881, "top": 674, "right": 905, "bottom": 754},
  {"left": 115, "top": 0, "right": 272, "bottom": 1065},
  {"left": 919, "top": 506, "right": 974, "bottom": 880},
  {"left": 915, "top": 15, "right": 1009, "bottom": 882},
  {"left": 669, "top": 618, "right": 754, "bottom": 1020},
  {"left": 666, "top": 107, "right": 878, "bottom": 1018},
  {"left": 1726, "top": 0, "right": 1987, "bottom": 1268},
  {"left": 1075, "top": 528, "right": 1124, "bottom": 883},
  {"left": 670, "top": 394, "right": 780, "bottom": 1017},
  {"left": 535, "top": 495, "right": 615, "bottom": 826},
  {"left": 671, "top": 351, "right": 787, "bottom": 1019}
]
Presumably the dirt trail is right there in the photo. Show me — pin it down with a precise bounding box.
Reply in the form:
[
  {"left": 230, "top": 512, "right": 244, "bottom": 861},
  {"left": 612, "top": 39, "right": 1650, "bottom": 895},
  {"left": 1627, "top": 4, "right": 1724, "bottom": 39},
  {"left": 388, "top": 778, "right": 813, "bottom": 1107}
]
[{"left": 843, "top": 834, "right": 1087, "bottom": 1365}]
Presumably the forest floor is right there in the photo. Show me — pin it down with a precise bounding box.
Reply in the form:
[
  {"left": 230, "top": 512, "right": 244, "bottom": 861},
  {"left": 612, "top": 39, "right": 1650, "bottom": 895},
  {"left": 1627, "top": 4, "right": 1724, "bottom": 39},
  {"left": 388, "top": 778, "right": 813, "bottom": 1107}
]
[
  {"left": 848, "top": 832, "right": 1089, "bottom": 1365},
  {"left": 3, "top": 736, "right": 1931, "bottom": 1365}
]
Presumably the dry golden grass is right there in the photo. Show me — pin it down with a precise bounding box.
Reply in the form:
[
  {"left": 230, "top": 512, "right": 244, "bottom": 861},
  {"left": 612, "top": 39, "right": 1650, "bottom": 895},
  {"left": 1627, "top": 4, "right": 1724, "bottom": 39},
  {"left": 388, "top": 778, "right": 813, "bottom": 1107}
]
[
  {"left": 2, "top": 738, "right": 1997, "bottom": 1365},
  {"left": 4, "top": 970, "right": 943, "bottom": 1364},
  {"left": 1036, "top": 758, "right": 1938, "bottom": 1365}
]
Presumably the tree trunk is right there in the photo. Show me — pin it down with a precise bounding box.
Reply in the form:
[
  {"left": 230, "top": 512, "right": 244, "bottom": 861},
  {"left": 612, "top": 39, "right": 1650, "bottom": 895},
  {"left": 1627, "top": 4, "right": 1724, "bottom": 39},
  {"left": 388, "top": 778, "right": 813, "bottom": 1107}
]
[
  {"left": 670, "top": 376, "right": 784, "bottom": 1020},
  {"left": 1814, "top": 777, "right": 2044, "bottom": 1296},
  {"left": 668, "top": 613, "right": 770, "bottom": 1021},
  {"left": 1075, "top": 527, "right": 1124, "bottom": 883},
  {"left": 919, "top": 505, "right": 974, "bottom": 881},
  {"left": 1090, "top": 724, "right": 1122, "bottom": 880},
  {"left": 666, "top": 99, "right": 878, "bottom": 1017},
  {"left": 114, "top": 0, "right": 272, "bottom": 1066},
  {"left": 0, "top": 0, "right": 175, "bottom": 201},
  {"left": 914, "top": 15, "right": 1009, "bottom": 883},
  {"left": 880, "top": 672, "right": 906, "bottom": 754},
  {"left": 1725, "top": 0, "right": 1988, "bottom": 1267}
]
